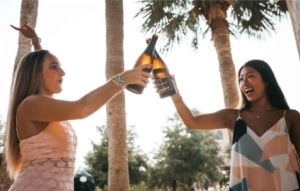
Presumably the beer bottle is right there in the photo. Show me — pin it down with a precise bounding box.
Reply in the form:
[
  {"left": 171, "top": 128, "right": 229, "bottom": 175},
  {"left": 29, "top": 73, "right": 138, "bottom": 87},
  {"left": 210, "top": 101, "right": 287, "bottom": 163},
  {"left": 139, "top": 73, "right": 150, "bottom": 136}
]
[
  {"left": 126, "top": 34, "right": 158, "bottom": 94},
  {"left": 146, "top": 38, "right": 177, "bottom": 98}
]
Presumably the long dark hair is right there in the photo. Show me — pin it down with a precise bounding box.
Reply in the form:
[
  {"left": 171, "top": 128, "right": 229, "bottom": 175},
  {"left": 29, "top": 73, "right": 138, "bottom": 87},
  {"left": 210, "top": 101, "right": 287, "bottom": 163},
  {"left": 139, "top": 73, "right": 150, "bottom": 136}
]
[
  {"left": 5, "top": 49, "right": 49, "bottom": 179},
  {"left": 238, "top": 59, "right": 289, "bottom": 110}
]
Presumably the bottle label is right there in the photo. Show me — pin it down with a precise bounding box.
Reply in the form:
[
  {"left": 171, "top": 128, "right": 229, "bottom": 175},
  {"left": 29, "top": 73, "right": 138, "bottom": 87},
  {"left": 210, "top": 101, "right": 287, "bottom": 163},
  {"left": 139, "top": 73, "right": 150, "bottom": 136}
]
[{"left": 154, "top": 76, "right": 174, "bottom": 93}]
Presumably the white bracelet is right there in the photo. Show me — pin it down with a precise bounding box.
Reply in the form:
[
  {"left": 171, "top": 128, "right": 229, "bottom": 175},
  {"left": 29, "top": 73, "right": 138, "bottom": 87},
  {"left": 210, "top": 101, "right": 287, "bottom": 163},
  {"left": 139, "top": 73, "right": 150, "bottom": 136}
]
[
  {"left": 31, "top": 37, "right": 41, "bottom": 45},
  {"left": 111, "top": 74, "right": 126, "bottom": 90}
]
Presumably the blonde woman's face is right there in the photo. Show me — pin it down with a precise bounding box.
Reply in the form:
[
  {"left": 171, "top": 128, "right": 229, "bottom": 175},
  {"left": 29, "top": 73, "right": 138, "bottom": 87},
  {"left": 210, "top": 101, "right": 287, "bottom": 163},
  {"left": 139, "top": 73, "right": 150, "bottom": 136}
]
[{"left": 40, "top": 53, "right": 65, "bottom": 96}]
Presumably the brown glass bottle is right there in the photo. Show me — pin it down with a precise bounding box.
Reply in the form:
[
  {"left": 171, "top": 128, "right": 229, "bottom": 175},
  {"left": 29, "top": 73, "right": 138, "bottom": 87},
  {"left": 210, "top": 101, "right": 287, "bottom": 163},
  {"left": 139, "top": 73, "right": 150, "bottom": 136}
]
[
  {"left": 126, "top": 34, "right": 158, "bottom": 94},
  {"left": 146, "top": 39, "right": 177, "bottom": 98}
]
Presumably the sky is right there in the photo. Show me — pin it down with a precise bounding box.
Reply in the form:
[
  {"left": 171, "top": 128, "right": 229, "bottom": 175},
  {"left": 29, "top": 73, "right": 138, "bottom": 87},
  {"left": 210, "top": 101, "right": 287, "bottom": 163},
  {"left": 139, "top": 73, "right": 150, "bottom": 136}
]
[{"left": 0, "top": 0, "right": 300, "bottom": 171}]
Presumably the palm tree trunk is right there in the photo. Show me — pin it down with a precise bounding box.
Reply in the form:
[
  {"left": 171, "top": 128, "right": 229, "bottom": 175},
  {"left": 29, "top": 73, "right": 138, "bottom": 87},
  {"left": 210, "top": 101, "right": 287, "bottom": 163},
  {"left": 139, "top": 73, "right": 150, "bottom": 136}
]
[
  {"left": 105, "top": 0, "right": 130, "bottom": 190},
  {"left": 286, "top": 0, "right": 300, "bottom": 60},
  {"left": 209, "top": 4, "right": 239, "bottom": 146},
  {"left": 12, "top": 0, "right": 39, "bottom": 77}
]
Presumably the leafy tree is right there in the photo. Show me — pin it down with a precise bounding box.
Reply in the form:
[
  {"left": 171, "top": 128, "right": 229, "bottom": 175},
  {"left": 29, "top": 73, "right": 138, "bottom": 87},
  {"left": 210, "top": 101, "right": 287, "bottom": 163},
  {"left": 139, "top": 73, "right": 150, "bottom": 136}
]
[
  {"left": 147, "top": 110, "right": 224, "bottom": 190},
  {"left": 131, "top": 181, "right": 163, "bottom": 191},
  {"left": 84, "top": 125, "right": 148, "bottom": 190}
]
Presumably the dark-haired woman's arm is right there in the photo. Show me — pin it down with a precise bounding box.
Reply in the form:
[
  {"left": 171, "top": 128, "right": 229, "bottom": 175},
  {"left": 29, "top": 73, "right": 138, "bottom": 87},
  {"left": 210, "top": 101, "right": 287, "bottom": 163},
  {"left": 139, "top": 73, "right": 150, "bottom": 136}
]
[{"left": 168, "top": 75, "right": 237, "bottom": 130}]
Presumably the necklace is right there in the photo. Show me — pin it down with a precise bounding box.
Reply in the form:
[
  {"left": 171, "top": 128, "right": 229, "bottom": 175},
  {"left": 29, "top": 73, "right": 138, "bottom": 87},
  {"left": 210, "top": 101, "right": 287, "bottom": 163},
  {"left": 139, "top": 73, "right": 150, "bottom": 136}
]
[
  {"left": 250, "top": 109, "right": 274, "bottom": 119},
  {"left": 250, "top": 111, "right": 264, "bottom": 119},
  {"left": 254, "top": 113, "right": 262, "bottom": 118}
]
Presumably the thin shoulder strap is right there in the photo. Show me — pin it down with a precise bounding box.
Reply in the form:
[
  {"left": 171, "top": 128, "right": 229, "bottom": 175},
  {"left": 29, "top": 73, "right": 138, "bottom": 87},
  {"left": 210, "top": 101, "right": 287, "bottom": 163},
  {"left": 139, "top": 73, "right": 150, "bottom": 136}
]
[
  {"left": 236, "top": 109, "right": 241, "bottom": 120},
  {"left": 283, "top": 109, "right": 287, "bottom": 118}
]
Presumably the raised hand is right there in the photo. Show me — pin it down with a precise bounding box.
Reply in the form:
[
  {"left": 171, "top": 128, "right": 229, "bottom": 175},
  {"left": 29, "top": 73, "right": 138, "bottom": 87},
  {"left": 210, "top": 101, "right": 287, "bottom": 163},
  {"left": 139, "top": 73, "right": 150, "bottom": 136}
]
[
  {"left": 10, "top": 23, "right": 38, "bottom": 39},
  {"left": 120, "top": 64, "right": 152, "bottom": 87},
  {"left": 11, "top": 23, "right": 42, "bottom": 50}
]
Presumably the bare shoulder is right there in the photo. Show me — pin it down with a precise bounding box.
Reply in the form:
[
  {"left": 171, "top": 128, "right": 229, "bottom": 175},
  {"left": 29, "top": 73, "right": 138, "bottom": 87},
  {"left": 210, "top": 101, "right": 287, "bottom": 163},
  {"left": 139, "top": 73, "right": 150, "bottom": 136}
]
[
  {"left": 285, "top": 109, "right": 300, "bottom": 122},
  {"left": 286, "top": 109, "right": 300, "bottom": 117},
  {"left": 18, "top": 94, "right": 47, "bottom": 109},
  {"left": 284, "top": 109, "right": 300, "bottom": 129},
  {"left": 17, "top": 95, "right": 40, "bottom": 117},
  {"left": 17, "top": 94, "right": 55, "bottom": 118}
]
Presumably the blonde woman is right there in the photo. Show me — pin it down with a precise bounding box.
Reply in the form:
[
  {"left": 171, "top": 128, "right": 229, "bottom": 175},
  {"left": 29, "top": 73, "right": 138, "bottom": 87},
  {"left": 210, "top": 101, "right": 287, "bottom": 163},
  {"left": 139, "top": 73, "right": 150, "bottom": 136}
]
[{"left": 5, "top": 23, "right": 151, "bottom": 191}]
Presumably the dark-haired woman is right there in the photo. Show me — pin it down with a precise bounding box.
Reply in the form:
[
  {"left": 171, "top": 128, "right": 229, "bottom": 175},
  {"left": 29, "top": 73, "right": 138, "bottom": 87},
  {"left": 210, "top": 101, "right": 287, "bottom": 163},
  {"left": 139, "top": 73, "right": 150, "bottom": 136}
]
[{"left": 168, "top": 60, "right": 300, "bottom": 191}]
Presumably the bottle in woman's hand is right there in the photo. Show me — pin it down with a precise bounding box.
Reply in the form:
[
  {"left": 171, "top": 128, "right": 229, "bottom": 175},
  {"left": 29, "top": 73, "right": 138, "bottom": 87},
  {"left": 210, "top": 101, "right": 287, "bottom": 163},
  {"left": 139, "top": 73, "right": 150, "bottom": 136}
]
[{"left": 126, "top": 34, "right": 158, "bottom": 94}]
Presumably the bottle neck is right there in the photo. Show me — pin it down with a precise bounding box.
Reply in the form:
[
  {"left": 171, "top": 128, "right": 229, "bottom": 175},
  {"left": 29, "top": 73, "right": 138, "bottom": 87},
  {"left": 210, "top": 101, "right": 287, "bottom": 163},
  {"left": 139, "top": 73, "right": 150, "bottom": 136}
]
[
  {"left": 144, "top": 35, "right": 158, "bottom": 55},
  {"left": 153, "top": 49, "right": 161, "bottom": 60}
]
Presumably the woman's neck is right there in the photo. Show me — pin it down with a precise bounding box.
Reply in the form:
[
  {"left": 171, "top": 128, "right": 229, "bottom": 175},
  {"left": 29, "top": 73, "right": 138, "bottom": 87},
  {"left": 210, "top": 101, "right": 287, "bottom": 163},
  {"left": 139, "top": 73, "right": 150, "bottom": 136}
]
[{"left": 249, "top": 99, "right": 273, "bottom": 112}]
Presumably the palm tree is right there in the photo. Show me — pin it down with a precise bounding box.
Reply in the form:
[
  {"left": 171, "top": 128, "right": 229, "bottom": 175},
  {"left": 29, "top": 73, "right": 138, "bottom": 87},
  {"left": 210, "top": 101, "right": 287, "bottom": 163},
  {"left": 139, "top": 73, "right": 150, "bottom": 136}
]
[
  {"left": 135, "top": 0, "right": 287, "bottom": 144},
  {"left": 105, "top": 0, "right": 130, "bottom": 190},
  {"left": 286, "top": 0, "right": 300, "bottom": 59},
  {"left": 12, "top": 0, "right": 39, "bottom": 76},
  {"left": 0, "top": 1, "right": 39, "bottom": 190}
]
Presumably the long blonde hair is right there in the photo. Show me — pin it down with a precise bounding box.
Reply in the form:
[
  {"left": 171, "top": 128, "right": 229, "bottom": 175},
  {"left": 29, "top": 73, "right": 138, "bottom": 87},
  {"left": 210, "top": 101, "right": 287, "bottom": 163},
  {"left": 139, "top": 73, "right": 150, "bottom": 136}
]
[{"left": 4, "top": 50, "right": 49, "bottom": 179}]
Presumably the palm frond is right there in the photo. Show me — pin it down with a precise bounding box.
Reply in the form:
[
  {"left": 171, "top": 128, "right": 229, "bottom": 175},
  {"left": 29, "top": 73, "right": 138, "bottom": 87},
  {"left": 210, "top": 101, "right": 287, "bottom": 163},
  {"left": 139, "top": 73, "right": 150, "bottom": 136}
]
[
  {"left": 231, "top": 0, "right": 287, "bottom": 40},
  {"left": 135, "top": 0, "right": 202, "bottom": 53},
  {"left": 135, "top": 0, "right": 288, "bottom": 51}
]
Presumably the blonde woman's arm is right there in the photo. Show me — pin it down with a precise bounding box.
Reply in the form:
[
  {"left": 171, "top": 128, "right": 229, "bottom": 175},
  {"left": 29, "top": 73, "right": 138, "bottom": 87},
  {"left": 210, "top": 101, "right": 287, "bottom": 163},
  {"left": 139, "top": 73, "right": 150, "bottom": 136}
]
[
  {"left": 11, "top": 23, "right": 42, "bottom": 51},
  {"left": 18, "top": 64, "right": 152, "bottom": 122}
]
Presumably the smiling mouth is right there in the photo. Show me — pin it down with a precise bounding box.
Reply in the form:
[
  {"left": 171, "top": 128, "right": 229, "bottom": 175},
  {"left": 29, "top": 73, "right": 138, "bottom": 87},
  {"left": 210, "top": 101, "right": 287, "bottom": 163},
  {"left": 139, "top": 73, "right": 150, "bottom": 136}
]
[{"left": 244, "top": 88, "right": 254, "bottom": 95}]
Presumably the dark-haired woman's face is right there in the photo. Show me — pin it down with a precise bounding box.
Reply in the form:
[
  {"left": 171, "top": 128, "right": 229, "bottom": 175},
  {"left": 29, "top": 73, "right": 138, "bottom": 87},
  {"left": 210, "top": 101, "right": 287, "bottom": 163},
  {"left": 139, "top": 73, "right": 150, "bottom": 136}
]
[{"left": 239, "top": 66, "right": 267, "bottom": 103}]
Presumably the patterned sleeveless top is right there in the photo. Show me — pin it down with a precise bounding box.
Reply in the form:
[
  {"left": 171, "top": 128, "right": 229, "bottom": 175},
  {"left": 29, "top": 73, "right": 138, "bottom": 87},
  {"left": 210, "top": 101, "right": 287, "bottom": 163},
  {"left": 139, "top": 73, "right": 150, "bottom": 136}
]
[
  {"left": 229, "top": 110, "right": 300, "bottom": 191},
  {"left": 8, "top": 121, "right": 77, "bottom": 191}
]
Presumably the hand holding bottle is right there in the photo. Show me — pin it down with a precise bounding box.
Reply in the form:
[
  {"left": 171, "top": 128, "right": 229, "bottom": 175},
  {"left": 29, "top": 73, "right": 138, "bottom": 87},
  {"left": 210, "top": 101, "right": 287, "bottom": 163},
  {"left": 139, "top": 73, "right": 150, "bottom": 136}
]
[
  {"left": 154, "top": 74, "right": 182, "bottom": 102},
  {"left": 153, "top": 74, "right": 178, "bottom": 93},
  {"left": 126, "top": 34, "right": 158, "bottom": 94},
  {"left": 145, "top": 37, "right": 177, "bottom": 98},
  {"left": 121, "top": 64, "right": 152, "bottom": 88},
  {"left": 168, "top": 74, "right": 182, "bottom": 101}
]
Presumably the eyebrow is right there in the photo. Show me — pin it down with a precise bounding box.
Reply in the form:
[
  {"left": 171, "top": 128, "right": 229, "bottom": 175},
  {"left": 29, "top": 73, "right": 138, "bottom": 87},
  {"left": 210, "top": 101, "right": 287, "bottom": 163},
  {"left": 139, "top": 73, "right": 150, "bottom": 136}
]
[
  {"left": 240, "top": 71, "right": 255, "bottom": 76},
  {"left": 49, "top": 62, "right": 61, "bottom": 66}
]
